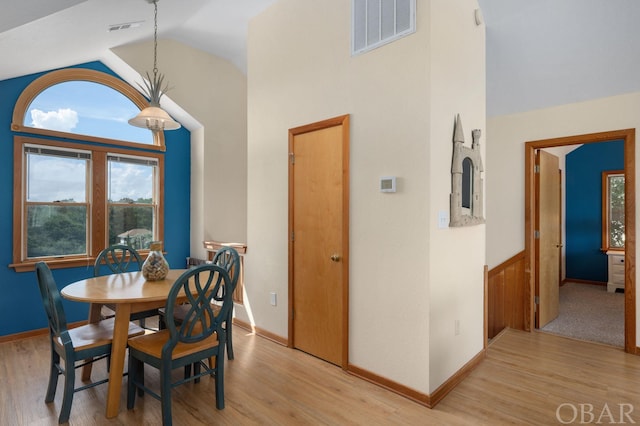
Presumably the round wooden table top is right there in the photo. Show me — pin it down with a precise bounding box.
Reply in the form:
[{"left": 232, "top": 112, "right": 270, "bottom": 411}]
[{"left": 61, "top": 269, "right": 188, "bottom": 304}]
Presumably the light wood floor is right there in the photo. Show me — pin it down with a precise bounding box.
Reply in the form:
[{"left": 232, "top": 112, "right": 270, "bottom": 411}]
[{"left": 2, "top": 327, "right": 640, "bottom": 425}]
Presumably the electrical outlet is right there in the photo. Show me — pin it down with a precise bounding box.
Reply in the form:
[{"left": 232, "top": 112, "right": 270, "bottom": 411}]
[{"left": 270, "top": 292, "right": 277, "bottom": 306}]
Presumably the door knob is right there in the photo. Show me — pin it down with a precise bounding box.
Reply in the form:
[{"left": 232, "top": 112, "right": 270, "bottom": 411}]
[{"left": 330, "top": 254, "right": 341, "bottom": 262}]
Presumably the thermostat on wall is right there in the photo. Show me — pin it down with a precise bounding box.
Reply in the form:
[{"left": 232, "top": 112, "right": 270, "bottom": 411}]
[{"left": 380, "top": 176, "right": 396, "bottom": 193}]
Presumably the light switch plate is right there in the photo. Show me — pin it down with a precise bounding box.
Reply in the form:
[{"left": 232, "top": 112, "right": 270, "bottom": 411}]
[{"left": 438, "top": 210, "right": 449, "bottom": 229}]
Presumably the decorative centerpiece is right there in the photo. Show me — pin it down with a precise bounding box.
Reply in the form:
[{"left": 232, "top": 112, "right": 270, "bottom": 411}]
[{"left": 142, "top": 241, "right": 169, "bottom": 280}]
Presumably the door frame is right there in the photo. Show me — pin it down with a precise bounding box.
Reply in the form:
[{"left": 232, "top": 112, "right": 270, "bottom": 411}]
[
  {"left": 524, "top": 129, "right": 636, "bottom": 353},
  {"left": 287, "top": 114, "right": 350, "bottom": 369}
]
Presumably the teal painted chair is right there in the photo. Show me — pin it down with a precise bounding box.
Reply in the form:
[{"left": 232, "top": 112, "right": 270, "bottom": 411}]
[
  {"left": 126, "top": 264, "right": 235, "bottom": 426},
  {"left": 159, "top": 246, "right": 240, "bottom": 360},
  {"left": 94, "top": 244, "right": 158, "bottom": 328},
  {"left": 93, "top": 244, "right": 144, "bottom": 276},
  {"left": 35, "top": 262, "right": 144, "bottom": 424}
]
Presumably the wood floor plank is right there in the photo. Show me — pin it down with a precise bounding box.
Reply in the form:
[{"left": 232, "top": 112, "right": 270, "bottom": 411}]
[{"left": 2, "top": 327, "right": 640, "bottom": 425}]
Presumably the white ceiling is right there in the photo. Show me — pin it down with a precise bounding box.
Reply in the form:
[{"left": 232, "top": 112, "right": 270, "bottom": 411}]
[
  {"left": 0, "top": 0, "right": 276, "bottom": 81},
  {"left": 2, "top": 0, "right": 639, "bottom": 117},
  {"left": 477, "top": 0, "right": 640, "bottom": 116}
]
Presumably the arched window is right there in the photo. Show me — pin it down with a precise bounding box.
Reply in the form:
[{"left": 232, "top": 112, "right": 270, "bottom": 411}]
[
  {"left": 11, "top": 68, "right": 167, "bottom": 271},
  {"left": 12, "top": 68, "right": 166, "bottom": 149}
]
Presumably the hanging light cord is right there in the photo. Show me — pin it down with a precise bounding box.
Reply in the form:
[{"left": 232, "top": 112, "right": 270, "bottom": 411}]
[
  {"left": 128, "top": 0, "right": 180, "bottom": 130},
  {"left": 153, "top": 0, "right": 158, "bottom": 79}
]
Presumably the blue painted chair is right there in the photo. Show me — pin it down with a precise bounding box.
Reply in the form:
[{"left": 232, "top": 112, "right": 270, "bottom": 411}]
[
  {"left": 126, "top": 264, "right": 235, "bottom": 426},
  {"left": 93, "top": 244, "right": 144, "bottom": 276},
  {"left": 94, "top": 244, "right": 158, "bottom": 328},
  {"left": 35, "top": 261, "right": 144, "bottom": 424},
  {"left": 159, "top": 246, "right": 240, "bottom": 360},
  {"left": 209, "top": 247, "right": 241, "bottom": 359}
]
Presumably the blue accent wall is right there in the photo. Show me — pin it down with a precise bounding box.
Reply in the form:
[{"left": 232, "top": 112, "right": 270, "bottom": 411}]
[
  {"left": 0, "top": 62, "right": 190, "bottom": 336},
  {"left": 565, "top": 141, "right": 624, "bottom": 282}
]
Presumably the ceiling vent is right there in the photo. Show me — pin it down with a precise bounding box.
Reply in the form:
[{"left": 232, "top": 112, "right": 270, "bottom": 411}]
[{"left": 108, "top": 21, "right": 143, "bottom": 32}]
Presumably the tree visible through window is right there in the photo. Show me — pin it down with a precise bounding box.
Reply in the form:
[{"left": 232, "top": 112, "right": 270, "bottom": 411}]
[
  {"left": 108, "top": 155, "right": 158, "bottom": 250},
  {"left": 25, "top": 146, "right": 89, "bottom": 257},
  {"left": 602, "top": 170, "right": 625, "bottom": 251}
]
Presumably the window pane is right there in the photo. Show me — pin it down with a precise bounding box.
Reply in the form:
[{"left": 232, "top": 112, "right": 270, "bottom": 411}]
[
  {"left": 609, "top": 175, "right": 625, "bottom": 248},
  {"left": 25, "top": 81, "right": 153, "bottom": 144},
  {"left": 27, "top": 205, "right": 87, "bottom": 257},
  {"left": 108, "top": 159, "right": 154, "bottom": 203},
  {"left": 26, "top": 150, "right": 87, "bottom": 202},
  {"left": 109, "top": 205, "right": 154, "bottom": 249}
]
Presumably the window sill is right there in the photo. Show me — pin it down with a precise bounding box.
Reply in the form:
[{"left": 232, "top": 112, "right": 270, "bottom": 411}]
[
  {"left": 10, "top": 257, "right": 97, "bottom": 273},
  {"left": 601, "top": 247, "right": 625, "bottom": 253},
  {"left": 11, "top": 249, "right": 154, "bottom": 272}
]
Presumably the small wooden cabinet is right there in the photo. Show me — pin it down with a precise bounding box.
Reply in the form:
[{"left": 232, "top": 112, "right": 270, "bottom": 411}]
[{"left": 606, "top": 251, "right": 625, "bottom": 293}]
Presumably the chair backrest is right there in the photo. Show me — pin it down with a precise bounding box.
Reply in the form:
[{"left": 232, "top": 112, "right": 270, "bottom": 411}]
[
  {"left": 35, "top": 262, "right": 69, "bottom": 341},
  {"left": 94, "top": 244, "right": 143, "bottom": 276},
  {"left": 163, "top": 264, "right": 234, "bottom": 355},
  {"left": 210, "top": 247, "right": 240, "bottom": 302}
]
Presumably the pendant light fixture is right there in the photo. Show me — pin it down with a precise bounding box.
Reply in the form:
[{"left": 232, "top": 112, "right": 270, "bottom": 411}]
[{"left": 128, "top": 0, "right": 181, "bottom": 131}]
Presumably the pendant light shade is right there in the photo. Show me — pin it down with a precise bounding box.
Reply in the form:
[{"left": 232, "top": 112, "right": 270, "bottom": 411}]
[
  {"left": 128, "top": 106, "right": 181, "bottom": 131},
  {"left": 128, "top": 0, "right": 180, "bottom": 131}
]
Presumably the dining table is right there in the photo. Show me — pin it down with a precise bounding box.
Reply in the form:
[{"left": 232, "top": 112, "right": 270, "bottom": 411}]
[{"left": 61, "top": 268, "right": 188, "bottom": 419}]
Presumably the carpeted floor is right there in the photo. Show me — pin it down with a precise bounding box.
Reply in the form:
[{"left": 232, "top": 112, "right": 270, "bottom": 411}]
[{"left": 541, "top": 282, "right": 624, "bottom": 347}]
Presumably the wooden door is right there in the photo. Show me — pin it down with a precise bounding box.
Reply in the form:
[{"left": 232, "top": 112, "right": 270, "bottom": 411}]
[
  {"left": 535, "top": 150, "right": 561, "bottom": 328},
  {"left": 288, "top": 115, "right": 349, "bottom": 367}
]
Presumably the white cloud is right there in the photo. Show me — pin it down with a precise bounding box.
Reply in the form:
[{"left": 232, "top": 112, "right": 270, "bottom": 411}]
[
  {"left": 30, "top": 108, "right": 79, "bottom": 132},
  {"left": 109, "top": 162, "right": 153, "bottom": 201},
  {"left": 28, "top": 156, "right": 86, "bottom": 202}
]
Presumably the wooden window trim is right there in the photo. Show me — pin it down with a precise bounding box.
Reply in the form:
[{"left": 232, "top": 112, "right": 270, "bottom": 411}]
[
  {"left": 11, "top": 136, "right": 164, "bottom": 272},
  {"left": 11, "top": 68, "right": 166, "bottom": 151}
]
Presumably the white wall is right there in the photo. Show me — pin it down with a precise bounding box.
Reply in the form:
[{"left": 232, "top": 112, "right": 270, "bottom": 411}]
[
  {"left": 486, "top": 91, "right": 640, "bottom": 341},
  {"left": 427, "top": 0, "right": 486, "bottom": 391},
  {"left": 112, "top": 39, "right": 248, "bottom": 258},
  {"left": 247, "top": 0, "right": 484, "bottom": 395}
]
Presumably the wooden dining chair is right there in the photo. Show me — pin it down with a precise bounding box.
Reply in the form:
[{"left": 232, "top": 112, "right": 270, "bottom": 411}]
[
  {"left": 35, "top": 262, "right": 145, "bottom": 424},
  {"left": 126, "top": 264, "right": 235, "bottom": 426},
  {"left": 94, "top": 244, "right": 158, "bottom": 328},
  {"left": 159, "top": 246, "right": 240, "bottom": 360}
]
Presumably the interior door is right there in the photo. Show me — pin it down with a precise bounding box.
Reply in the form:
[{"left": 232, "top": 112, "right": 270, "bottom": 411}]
[
  {"left": 536, "top": 149, "right": 561, "bottom": 328},
  {"left": 288, "top": 115, "right": 349, "bottom": 367}
]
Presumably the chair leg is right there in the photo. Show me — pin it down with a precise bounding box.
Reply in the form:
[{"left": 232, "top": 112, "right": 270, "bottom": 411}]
[
  {"left": 158, "top": 314, "right": 166, "bottom": 330},
  {"left": 45, "top": 350, "right": 60, "bottom": 403},
  {"left": 183, "top": 364, "right": 191, "bottom": 380},
  {"left": 225, "top": 311, "right": 234, "bottom": 360},
  {"left": 137, "top": 367, "right": 145, "bottom": 397},
  {"left": 214, "top": 353, "right": 225, "bottom": 410},
  {"left": 208, "top": 356, "right": 216, "bottom": 376},
  {"left": 160, "top": 361, "right": 173, "bottom": 426},
  {"left": 58, "top": 360, "right": 76, "bottom": 424},
  {"left": 127, "top": 354, "right": 140, "bottom": 410}
]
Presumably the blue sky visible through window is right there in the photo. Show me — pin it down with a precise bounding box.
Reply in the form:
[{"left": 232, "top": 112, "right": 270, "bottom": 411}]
[
  {"left": 27, "top": 154, "right": 87, "bottom": 202},
  {"left": 24, "top": 80, "right": 157, "bottom": 206},
  {"left": 26, "top": 81, "right": 152, "bottom": 144},
  {"left": 109, "top": 160, "right": 154, "bottom": 203}
]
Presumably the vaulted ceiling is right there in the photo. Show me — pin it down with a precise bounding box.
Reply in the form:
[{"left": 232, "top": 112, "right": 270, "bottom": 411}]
[{"left": 3, "top": 0, "right": 638, "bottom": 117}]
